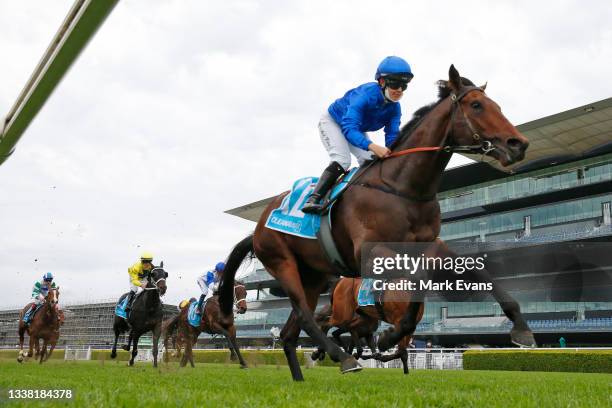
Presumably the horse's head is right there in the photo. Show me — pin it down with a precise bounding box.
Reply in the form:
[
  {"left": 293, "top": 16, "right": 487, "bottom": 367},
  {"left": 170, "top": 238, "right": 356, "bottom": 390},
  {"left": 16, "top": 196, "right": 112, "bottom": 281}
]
[
  {"left": 46, "top": 287, "right": 60, "bottom": 306},
  {"left": 442, "top": 65, "right": 529, "bottom": 166},
  {"left": 233, "top": 281, "right": 247, "bottom": 314},
  {"left": 149, "top": 267, "right": 168, "bottom": 296}
]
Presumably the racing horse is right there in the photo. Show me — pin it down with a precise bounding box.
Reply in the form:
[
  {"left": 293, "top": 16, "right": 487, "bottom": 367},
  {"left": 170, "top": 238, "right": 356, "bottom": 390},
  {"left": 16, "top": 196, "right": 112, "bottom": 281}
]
[
  {"left": 219, "top": 65, "right": 534, "bottom": 381},
  {"left": 312, "top": 303, "right": 378, "bottom": 360},
  {"left": 17, "top": 287, "right": 63, "bottom": 363},
  {"left": 110, "top": 266, "right": 168, "bottom": 367},
  {"left": 164, "top": 281, "right": 248, "bottom": 368},
  {"left": 313, "top": 277, "right": 424, "bottom": 374}
]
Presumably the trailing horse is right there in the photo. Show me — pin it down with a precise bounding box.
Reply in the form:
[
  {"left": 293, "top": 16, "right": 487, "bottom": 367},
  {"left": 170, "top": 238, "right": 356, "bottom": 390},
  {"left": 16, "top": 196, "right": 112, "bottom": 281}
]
[
  {"left": 110, "top": 266, "right": 168, "bottom": 367},
  {"left": 164, "top": 282, "right": 248, "bottom": 368},
  {"left": 314, "top": 277, "right": 424, "bottom": 374},
  {"left": 17, "top": 287, "right": 63, "bottom": 363},
  {"left": 220, "top": 65, "right": 534, "bottom": 381}
]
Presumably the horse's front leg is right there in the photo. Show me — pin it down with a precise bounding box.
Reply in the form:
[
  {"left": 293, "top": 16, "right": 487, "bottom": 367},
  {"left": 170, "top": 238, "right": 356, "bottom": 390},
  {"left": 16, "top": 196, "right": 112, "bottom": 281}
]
[
  {"left": 152, "top": 323, "right": 161, "bottom": 368},
  {"left": 436, "top": 240, "right": 536, "bottom": 347},
  {"left": 39, "top": 339, "right": 48, "bottom": 364},
  {"left": 377, "top": 302, "right": 422, "bottom": 352}
]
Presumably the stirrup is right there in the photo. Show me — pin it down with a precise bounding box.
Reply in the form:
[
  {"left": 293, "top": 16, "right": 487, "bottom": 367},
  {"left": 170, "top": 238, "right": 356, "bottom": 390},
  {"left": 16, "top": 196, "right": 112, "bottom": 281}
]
[{"left": 301, "top": 195, "right": 325, "bottom": 214}]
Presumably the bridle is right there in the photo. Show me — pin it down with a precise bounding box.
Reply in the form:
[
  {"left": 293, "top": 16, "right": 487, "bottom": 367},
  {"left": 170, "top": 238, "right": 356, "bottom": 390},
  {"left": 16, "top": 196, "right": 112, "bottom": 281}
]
[
  {"left": 388, "top": 86, "right": 496, "bottom": 159},
  {"left": 143, "top": 268, "right": 166, "bottom": 292},
  {"left": 233, "top": 283, "right": 247, "bottom": 311}
]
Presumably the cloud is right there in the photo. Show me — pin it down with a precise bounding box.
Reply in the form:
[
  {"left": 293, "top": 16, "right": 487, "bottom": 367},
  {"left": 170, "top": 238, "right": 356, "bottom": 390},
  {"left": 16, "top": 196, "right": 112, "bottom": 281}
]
[{"left": 0, "top": 0, "right": 611, "bottom": 307}]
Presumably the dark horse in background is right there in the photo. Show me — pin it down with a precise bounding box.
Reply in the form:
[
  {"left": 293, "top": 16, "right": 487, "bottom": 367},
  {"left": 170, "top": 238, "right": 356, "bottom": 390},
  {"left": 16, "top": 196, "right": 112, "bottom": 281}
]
[
  {"left": 110, "top": 266, "right": 168, "bottom": 367},
  {"left": 163, "top": 281, "right": 248, "bottom": 368},
  {"left": 17, "top": 287, "right": 64, "bottom": 363},
  {"left": 220, "top": 65, "right": 534, "bottom": 381}
]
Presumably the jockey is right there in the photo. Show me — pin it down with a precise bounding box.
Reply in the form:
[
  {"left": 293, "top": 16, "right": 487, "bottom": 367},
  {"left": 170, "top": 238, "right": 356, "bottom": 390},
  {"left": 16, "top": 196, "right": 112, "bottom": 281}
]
[
  {"left": 24, "top": 272, "right": 57, "bottom": 324},
  {"left": 196, "top": 262, "right": 225, "bottom": 314},
  {"left": 125, "top": 251, "right": 154, "bottom": 313},
  {"left": 302, "top": 56, "right": 414, "bottom": 214}
]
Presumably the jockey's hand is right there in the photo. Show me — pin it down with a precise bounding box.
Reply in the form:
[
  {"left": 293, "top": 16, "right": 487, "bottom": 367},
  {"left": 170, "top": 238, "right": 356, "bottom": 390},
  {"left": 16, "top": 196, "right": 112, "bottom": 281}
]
[
  {"left": 368, "top": 143, "right": 391, "bottom": 159},
  {"left": 140, "top": 283, "right": 148, "bottom": 289}
]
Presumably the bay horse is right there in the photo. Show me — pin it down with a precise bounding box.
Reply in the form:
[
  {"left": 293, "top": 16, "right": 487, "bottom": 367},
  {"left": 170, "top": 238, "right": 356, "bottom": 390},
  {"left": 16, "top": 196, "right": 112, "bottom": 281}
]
[
  {"left": 312, "top": 303, "right": 378, "bottom": 360},
  {"left": 219, "top": 65, "right": 534, "bottom": 381},
  {"left": 110, "top": 266, "right": 168, "bottom": 367},
  {"left": 314, "top": 277, "right": 424, "bottom": 374},
  {"left": 17, "top": 287, "right": 63, "bottom": 363},
  {"left": 164, "top": 282, "right": 248, "bottom": 368}
]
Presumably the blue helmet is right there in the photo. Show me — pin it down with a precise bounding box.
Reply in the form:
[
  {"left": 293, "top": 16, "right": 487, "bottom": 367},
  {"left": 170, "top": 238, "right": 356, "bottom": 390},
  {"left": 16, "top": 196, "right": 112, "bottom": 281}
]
[
  {"left": 43, "top": 272, "right": 54, "bottom": 281},
  {"left": 215, "top": 262, "right": 226, "bottom": 273},
  {"left": 375, "top": 56, "right": 413, "bottom": 81}
]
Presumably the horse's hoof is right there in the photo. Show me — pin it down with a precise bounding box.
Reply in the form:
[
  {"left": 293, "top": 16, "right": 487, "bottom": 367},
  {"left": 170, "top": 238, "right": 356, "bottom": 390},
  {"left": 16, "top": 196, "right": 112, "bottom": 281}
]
[
  {"left": 340, "top": 356, "right": 362, "bottom": 374},
  {"left": 17, "top": 356, "right": 23, "bottom": 363},
  {"left": 511, "top": 328, "right": 537, "bottom": 348},
  {"left": 122, "top": 345, "right": 130, "bottom": 351},
  {"left": 110, "top": 351, "right": 116, "bottom": 359},
  {"left": 240, "top": 364, "right": 248, "bottom": 369},
  {"left": 310, "top": 352, "right": 319, "bottom": 361}
]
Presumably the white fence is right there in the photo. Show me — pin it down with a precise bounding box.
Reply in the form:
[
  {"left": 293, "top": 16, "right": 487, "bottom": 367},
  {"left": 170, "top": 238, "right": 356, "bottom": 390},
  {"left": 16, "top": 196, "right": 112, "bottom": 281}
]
[{"left": 64, "top": 346, "right": 92, "bottom": 361}]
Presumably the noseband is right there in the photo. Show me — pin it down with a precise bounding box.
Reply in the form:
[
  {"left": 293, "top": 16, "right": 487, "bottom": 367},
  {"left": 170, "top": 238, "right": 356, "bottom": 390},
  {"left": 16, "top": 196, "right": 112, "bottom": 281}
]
[{"left": 233, "top": 284, "right": 247, "bottom": 310}]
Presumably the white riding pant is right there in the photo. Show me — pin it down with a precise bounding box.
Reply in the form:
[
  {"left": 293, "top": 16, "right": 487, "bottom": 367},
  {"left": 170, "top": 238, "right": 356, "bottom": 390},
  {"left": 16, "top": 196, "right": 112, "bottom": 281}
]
[
  {"left": 32, "top": 294, "right": 46, "bottom": 306},
  {"left": 129, "top": 277, "right": 146, "bottom": 294},
  {"left": 318, "top": 111, "right": 374, "bottom": 171},
  {"left": 198, "top": 279, "right": 218, "bottom": 302}
]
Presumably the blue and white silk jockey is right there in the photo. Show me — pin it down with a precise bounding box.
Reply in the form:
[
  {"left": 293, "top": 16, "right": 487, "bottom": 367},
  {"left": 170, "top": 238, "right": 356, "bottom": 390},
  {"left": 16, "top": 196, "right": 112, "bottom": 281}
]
[
  {"left": 302, "top": 56, "right": 414, "bottom": 214},
  {"left": 196, "top": 262, "right": 225, "bottom": 314}
]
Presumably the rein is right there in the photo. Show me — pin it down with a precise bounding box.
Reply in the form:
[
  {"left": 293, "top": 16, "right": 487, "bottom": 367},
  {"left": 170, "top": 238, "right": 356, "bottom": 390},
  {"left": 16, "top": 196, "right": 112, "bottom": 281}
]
[{"left": 344, "top": 87, "right": 495, "bottom": 202}]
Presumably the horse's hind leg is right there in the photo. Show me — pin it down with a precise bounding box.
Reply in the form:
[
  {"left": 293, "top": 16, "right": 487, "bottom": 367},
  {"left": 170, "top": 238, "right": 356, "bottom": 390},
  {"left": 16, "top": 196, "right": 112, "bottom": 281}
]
[
  {"left": 269, "top": 259, "right": 359, "bottom": 377},
  {"left": 224, "top": 325, "right": 247, "bottom": 368},
  {"left": 123, "top": 330, "right": 133, "bottom": 351},
  {"left": 17, "top": 324, "right": 26, "bottom": 362},
  {"left": 110, "top": 324, "right": 122, "bottom": 359}
]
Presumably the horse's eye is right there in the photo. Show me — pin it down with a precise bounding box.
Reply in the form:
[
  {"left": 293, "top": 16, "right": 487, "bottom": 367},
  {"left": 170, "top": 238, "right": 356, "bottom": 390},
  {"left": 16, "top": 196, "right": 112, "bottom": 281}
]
[{"left": 471, "top": 101, "right": 482, "bottom": 110}]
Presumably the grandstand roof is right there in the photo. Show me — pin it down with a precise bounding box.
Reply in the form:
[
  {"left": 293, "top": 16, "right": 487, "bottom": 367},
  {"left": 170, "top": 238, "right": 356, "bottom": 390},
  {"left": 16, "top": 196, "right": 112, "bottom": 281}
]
[
  {"left": 470, "top": 96, "right": 612, "bottom": 173},
  {"left": 225, "top": 97, "right": 612, "bottom": 222}
]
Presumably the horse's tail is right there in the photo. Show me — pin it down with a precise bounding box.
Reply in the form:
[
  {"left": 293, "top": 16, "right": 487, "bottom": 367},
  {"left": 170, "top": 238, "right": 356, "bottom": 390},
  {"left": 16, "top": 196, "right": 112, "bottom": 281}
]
[{"left": 219, "top": 234, "right": 255, "bottom": 315}]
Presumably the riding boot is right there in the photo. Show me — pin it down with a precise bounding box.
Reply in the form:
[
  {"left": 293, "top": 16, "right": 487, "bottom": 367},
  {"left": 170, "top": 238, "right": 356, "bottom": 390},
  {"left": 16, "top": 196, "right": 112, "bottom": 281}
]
[
  {"left": 301, "top": 161, "right": 346, "bottom": 214},
  {"left": 125, "top": 291, "right": 136, "bottom": 315},
  {"left": 24, "top": 304, "right": 36, "bottom": 325},
  {"left": 196, "top": 294, "right": 205, "bottom": 314}
]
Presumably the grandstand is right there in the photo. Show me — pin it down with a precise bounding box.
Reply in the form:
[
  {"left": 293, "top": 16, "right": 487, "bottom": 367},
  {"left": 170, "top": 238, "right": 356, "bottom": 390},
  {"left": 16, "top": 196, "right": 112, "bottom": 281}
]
[
  {"left": 0, "top": 300, "right": 177, "bottom": 349},
  {"left": 225, "top": 97, "right": 612, "bottom": 348}
]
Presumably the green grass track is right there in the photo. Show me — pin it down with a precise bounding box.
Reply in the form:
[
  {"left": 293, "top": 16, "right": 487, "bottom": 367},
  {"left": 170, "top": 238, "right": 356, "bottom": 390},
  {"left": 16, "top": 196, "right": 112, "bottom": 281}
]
[{"left": 0, "top": 360, "right": 610, "bottom": 407}]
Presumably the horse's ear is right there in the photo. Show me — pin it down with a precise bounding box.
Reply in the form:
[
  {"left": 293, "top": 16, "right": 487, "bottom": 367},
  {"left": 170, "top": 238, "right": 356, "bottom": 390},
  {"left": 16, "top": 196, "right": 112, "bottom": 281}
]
[
  {"left": 160, "top": 261, "right": 164, "bottom": 268},
  {"left": 480, "top": 81, "right": 488, "bottom": 91},
  {"left": 165, "top": 272, "right": 168, "bottom": 278},
  {"left": 448, "top": 64, "right": 461, "bottom": 91}
]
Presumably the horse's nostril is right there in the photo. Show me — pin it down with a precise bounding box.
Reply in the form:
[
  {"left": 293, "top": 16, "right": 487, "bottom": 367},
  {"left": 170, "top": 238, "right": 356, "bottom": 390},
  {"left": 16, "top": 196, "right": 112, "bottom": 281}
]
[{"left": 507, "top": 138, "right": 527, "bottom": 152}]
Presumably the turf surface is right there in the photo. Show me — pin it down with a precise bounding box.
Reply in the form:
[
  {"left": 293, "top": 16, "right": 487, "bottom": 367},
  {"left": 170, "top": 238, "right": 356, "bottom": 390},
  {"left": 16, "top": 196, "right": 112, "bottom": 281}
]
[{"left": 0, "top": 360, "right": 610, "bottom": 407}]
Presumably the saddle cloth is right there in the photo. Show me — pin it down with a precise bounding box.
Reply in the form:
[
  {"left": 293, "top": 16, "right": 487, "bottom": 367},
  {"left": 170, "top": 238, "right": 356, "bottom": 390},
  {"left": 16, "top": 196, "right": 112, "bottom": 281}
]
[
  {"left": 264, "top": 168, "right": 358, "bottom": 238},
  {"left": 187, "top": 300, "right": 202, "bottom": 328}
]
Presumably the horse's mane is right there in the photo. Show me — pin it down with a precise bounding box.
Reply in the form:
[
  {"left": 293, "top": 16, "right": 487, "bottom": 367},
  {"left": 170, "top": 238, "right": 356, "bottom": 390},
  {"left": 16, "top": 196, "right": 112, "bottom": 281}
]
[{"left": 390, "top": 77, "right": 475, "bottom": 150}]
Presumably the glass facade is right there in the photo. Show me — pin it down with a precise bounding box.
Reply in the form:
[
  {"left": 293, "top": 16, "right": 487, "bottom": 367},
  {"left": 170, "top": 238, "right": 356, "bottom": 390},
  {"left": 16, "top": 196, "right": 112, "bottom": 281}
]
[
  {"left": 441, "top": 193, "right": 612, "bottom": 241},
  {"left": 439, "top": 153, "right": 612, "bottom": 213}
]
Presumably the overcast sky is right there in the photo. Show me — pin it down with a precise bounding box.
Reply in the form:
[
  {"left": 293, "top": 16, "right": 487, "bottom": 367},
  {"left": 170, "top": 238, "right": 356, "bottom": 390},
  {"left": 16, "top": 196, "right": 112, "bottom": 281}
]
[{"left": 1, "top": 1, "right": 611, "bottom": 308}]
